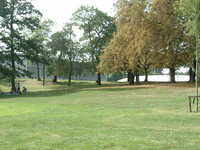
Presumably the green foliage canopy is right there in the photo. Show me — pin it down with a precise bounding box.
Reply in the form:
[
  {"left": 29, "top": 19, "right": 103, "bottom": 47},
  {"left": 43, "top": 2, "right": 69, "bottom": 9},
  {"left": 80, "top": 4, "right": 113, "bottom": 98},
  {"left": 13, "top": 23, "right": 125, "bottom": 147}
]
[{"left": 0, "top": 0, "right": 42, "bottom": 89}]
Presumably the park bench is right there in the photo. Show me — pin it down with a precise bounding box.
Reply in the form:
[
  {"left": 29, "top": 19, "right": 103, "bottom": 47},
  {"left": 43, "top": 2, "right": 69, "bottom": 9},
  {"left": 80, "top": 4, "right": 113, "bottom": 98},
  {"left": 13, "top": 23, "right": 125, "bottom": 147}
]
[{"left": 188, "top": 95, "right": 200, "bottom": 112}]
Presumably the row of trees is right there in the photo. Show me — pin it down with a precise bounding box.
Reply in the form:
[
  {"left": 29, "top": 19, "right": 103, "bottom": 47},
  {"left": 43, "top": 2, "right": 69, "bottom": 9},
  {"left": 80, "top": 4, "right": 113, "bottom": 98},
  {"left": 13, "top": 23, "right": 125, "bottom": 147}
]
[
  {"left": 98, "top": 0, "right": 199, "bottom": 84},
  {"left": 1, "top": 0, "right": 199, "bottom": 89},
  {"left": 48, "top": 6, "right": 116, "bottom": 85},
  {"left": 0, "top": 0, "right": 115, "bottom": 90}
]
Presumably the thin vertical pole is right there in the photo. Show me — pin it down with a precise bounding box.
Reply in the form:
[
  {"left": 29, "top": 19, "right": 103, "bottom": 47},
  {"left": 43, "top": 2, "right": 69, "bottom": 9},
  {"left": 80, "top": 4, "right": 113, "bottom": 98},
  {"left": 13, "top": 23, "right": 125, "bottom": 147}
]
[{"left": 196, "top": 35, "right": 199, "bottom": 112}]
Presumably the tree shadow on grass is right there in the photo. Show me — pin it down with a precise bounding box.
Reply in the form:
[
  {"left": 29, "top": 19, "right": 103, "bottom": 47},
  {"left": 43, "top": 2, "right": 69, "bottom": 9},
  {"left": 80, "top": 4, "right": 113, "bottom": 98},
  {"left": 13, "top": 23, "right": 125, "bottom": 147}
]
[
  {"left": 0, "top": 88, "right": 78, "bottom": 99},
  {"left": 0, "top": 81, "right": 155, "bottom": 99}
]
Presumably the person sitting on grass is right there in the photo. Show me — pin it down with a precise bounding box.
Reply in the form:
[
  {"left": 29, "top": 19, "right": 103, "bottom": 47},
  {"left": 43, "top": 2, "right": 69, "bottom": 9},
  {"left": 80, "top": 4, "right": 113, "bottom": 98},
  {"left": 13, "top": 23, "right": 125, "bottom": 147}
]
[{"left": 22, "top": 87, "right": 27, "bottom": 93}]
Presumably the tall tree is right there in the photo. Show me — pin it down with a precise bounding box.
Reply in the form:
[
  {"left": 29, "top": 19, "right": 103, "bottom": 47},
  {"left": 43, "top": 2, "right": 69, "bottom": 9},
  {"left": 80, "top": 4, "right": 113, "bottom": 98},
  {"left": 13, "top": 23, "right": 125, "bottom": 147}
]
[
  {"left": 72, "top": 6, "right": 116, "bottom": 85},
  {"left": 0, "top": 0, "right": 41, "bottom": 90},
  {"left": 176, "top": 0, "right": 200, "bottom": 82},
  {"left": 150, "top": 0, "right": 186, "bottom": 83},
  {"left": 48, "top": 31, "right": 65, "bottom": 83},
  {"left": 63, "top": 23, "right": 80, "bottom": 86},
  {"left": 48, "top": 23, "right": 80, "bottom": 86},
  {"left": 176, "top": 0, "right": 200, "bottom": 111},
  {"left": 29, "top": 19, "right": 54, "bottom": 84},
  {"left": 99, "top": 0, "right": 154, "bottom": 84}
]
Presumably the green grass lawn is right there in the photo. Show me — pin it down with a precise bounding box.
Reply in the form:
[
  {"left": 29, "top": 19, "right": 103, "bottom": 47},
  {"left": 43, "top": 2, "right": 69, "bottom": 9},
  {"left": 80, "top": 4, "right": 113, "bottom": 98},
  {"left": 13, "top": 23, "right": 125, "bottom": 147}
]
[{"left": 0, "top": 79, "right": 200, "bottom": 150}]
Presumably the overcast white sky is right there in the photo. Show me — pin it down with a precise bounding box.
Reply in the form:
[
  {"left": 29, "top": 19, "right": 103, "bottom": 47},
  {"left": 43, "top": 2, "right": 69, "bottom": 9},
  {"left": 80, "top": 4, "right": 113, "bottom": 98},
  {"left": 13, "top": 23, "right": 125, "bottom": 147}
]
[{"left": 32, "top": 0, "right": 116, "bottom": 32}]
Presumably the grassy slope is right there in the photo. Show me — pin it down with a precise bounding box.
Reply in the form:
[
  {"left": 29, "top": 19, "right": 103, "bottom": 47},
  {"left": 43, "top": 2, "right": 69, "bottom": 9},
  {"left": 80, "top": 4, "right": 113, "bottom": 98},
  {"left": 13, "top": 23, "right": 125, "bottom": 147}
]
[{"left": 0, "top": 80, "right": 199, "bottom": 150}]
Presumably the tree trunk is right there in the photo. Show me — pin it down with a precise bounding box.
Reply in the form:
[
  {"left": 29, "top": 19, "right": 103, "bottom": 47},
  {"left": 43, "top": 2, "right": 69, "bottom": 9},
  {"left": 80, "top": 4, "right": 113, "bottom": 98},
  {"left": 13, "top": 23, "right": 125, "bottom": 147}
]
[
  {"left": 68, "top": 73, "right": 72, "bottom": 86},
  {"left": 11, "top": 78, "right": 16, "bottom": 92},
  {"left": 128, "top": 70, "right": 131, "bottom": 82},
  {"left": 192, "top": 69, "right": 196, "bottom": 83},
  {"left": 37, "top": 62, "right": 41, "bottom": 81},
  {"left": 169, "top": 67, "right": 176, "bottom": 83},
  {"left": 129, "top": 71, "right": 135, "bottom": 85},
  {"left": 144, "top": 71, "right": 148, "bottom": 83},
  {"left": 11, "top": 52, "right": 16, "bottom": 91},
  {"left": 144, "top": 65, "right": 149, "bottom": 82},
  {"left": 189, "top": 67, "right": 195, "bottom": 82},
  {"left": 43, "top": 64, "right": 45, "bottom": 86},
  {"left": 10, "top": 3, "right": 16, "bottom": 91},
  {"left": 189, "top": 60, "right": 196, "bottom": 82},
  {"left": 52, "top": 75, "right": 57, "bottom": 82},
  {"left": 136, "top": 73, "right": 140, "bottom": 85},
  {"left": 68, "top": 60, "right": 73, "bottom": 86},
  {"left": 189, "top": 67, "right": 192, "bottom": 82},
  {"left": 96, "top": 73, "right": 102, "bottom": 85}
]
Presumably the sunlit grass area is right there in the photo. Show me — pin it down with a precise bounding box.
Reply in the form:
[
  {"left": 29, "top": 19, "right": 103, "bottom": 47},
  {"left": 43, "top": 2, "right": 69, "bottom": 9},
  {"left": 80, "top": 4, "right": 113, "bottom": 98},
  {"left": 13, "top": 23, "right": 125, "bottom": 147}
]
[{"left": 0, "top": 79, "right": 199, "bottom": 150}]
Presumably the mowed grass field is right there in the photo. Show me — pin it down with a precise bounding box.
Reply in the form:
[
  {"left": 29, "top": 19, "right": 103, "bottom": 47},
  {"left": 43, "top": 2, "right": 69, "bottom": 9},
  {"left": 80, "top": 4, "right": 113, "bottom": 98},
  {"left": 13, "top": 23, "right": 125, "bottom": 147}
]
[{"left": 0, "top": 79, "right": 200, "bottom": 150}]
